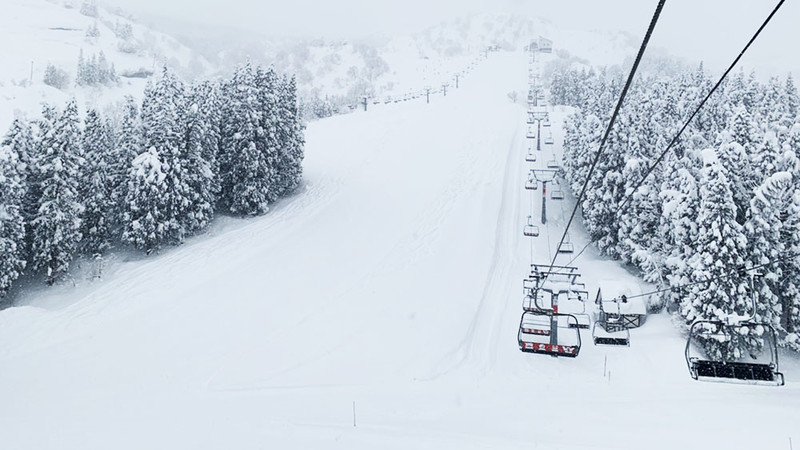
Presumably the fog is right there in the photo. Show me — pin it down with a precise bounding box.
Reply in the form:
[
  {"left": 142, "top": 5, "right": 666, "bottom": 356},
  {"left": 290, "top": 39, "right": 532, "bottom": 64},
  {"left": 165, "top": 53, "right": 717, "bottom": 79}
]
[{"left": 103, "top": 0, "right": 798, "bottom": 76}]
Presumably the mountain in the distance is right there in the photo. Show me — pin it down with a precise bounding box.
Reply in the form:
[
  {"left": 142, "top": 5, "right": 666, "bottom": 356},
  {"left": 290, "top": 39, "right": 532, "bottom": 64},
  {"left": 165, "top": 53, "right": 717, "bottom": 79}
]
[{"left": 0, "top": 0, "right": 211, "bottom": 131}]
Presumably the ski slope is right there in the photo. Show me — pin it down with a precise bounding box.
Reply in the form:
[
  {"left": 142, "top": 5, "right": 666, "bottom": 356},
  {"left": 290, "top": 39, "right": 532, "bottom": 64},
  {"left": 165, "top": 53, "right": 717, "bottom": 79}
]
[{"left": 1, "top": 51, "right": 799, "bottom": 450}]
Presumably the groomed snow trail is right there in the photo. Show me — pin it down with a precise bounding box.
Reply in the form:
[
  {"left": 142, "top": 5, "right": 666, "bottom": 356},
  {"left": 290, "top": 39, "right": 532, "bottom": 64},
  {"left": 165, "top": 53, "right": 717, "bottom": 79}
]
[{"left": 1, "top": 52, "right": 799, "bottom": 449}]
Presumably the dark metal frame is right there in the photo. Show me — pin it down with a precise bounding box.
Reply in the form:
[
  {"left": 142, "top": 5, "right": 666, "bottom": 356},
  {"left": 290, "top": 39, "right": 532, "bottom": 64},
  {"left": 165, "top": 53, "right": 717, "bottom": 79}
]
[{"left": 685, "top": 320, "right": 784, "bottom": 386}]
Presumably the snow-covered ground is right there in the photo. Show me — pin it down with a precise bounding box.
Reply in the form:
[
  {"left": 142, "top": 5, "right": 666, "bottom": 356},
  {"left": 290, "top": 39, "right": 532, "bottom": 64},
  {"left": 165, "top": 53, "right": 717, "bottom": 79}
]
[{"left": 1, "top": 50, "right": 799, "bottom": 449}]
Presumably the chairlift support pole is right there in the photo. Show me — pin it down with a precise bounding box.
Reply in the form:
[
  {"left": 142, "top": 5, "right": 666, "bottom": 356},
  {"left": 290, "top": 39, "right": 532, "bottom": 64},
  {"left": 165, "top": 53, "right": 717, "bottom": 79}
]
[
  {"left": 541, "top": 180, "right": 547, "bottom": 225},
  {"left": 551, "top": 292, "right": 558, "bottom": 348},
  {"left": 537, "top": 118, "right": 542, "bottom": 151}
]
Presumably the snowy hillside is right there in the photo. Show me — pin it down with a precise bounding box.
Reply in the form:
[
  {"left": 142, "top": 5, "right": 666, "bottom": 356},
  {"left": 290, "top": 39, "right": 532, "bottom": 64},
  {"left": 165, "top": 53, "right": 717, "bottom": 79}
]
[
  {"left": 163, "top": 13, "right": 637, "bottom": 112},
  {"left": 2, "top": 49, "right": 798, "bottom": 449},
  {"left": 0, "top": 0, "right": 210, "bottom": 130}
]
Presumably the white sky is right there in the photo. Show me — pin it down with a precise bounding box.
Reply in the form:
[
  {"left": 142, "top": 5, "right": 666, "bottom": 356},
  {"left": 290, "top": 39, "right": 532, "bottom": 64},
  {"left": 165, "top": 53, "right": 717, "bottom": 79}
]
[{"left": 104, "top": 0, "right": 798, "bottom": 76}]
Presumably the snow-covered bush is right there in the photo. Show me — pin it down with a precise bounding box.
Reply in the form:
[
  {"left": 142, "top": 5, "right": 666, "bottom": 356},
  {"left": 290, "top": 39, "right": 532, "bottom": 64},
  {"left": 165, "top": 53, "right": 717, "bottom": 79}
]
[{"left": 43, "top": 63, "right": 70, "bottom": 89}]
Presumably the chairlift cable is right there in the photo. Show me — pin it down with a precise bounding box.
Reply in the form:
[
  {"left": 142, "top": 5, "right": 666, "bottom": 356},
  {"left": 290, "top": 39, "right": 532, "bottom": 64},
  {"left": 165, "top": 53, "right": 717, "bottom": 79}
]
[
  {"left": 615, "top": 0, "right": 787, "bottom": 215},
  {"left": 623, "top": 249, "right": 800, "bottom": 302},
  {"left": 544, "top": 0, "right": 666, "bottom": 280},
  {"left": 550, "top": 0, "right": 786, "bottom": 270}
]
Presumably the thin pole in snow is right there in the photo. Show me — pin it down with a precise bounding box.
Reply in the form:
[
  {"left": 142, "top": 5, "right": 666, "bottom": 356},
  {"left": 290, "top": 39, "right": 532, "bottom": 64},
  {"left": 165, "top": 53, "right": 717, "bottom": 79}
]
[
  {"left": 353, "top": 401, "right": 356, "bottom": 427},
  {"left": 603, "top": 355, "right": 608, "bottom": 377},
  {"left": 789, "top": 437, "right": 793, "bottom": 450}
]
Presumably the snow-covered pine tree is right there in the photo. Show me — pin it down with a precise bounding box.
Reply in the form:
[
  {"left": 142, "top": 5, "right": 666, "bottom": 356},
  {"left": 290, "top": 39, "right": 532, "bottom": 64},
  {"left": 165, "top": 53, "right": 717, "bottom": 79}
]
[
  {"left": 178, "top": 83, "right": 215, "bottom": 234},
  {"left": 781, "top": 190, "right": 800, "bottom": 350},
  {"left": 786, "top": 74, "right": 799, "bottom": 121},
  {"left": 582, "top": 123, "right": 626, "bottom": 258},
  {"left": 1, "top": 119, "right": 36, "bottom": 224},
  {"left": 682, "top": 149, "right": 750, "bottom": 360},
  {"left": 76, "top": 49, "right": 88, "bottom": 86},
  {"left": 31, "top": 100, "right": 84, "bottom": 285},
  {"left": 87, "top": 54, "right": 98, "bottom": 86},
  {"left": 139, "top": 67, "right": 190, "bottom": 246},
  {"left": 79, "top": 108, "right": 114, "bottom": 255},
  {"left": 0, "top": 143, "right": 27, "bottom": 298},
  {"left": 218, "top": 63, "right": 271, "bottom": 215},
  {"left": 122, "top": 147, "right": 167, "bottom": 253},
  {"left": 254, "top": 66, "right": 282, "bottom": 203},
  {"left": 109, "top": 96, "right": 141, "bottom": 239},
  {"left": 23, "top": 108, "right": 59, "bottom": 256},
  {"left": 618, "top": 89, "right": 668, "bottom": 283},
  {"left": 752, "top": 131, "right": 781, "bottom": 181},
  {"left": 189, "top": 81, "right": 221, "bottom": 200},
  {"left": 716, "top": 137, "right": 753, "bottom": 224},
  {"left": 97, "top": 51, "right": 110, "bottom": 84},
  {"left": 659, "top": 152, "right": 701, "bottom": 309},
  {"left": 274, "top": 74, "right": 304, "bottom": 196},
  {"left": 745, "top": 172, "right": 795, "bottom": 332}
]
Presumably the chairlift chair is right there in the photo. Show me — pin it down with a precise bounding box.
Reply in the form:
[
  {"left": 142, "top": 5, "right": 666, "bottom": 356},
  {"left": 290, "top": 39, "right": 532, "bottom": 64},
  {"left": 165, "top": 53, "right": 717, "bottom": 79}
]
[
  {"left": 546, "top": 158, "right": 560, "bottom": 169},
  {"left": 525, "top": 151, "right": 537, "bottom": 163},
  {"left": 523, "top": 216, "right": 540, "bottom": 237},
  {"left": 522, "top": 278, "right": 540, "bottom": 297},
  {"left": 558, "top": 235, "right": 574, "bottom": 254},
  {"left": 520, "top": 313, "right": 552, "bottom": 336},
  {"left": 558, "top": 291, "right": 591, "bottom": 329},
  {"left": 518, "top": 311, "right": 581, "bottom": 357},
  {"left": 525, "top": 178, "right": 539, "bottom": 191},
  {"left": 543, "top": 120, "right": 552, "bottom": 128},
  {"left": 545, "top": 135, "right": 554, "bottom": 145},
  {"left": 551, "top": 187, "right": 564, "bottom": 200},
  {"left": 685, "top": 320, "right": 784, "bottom": 386},
  {"left": 522, "top": 292, "right": 550, "bottom": 312},
  {"left": 592, "top": 320, "right": 631, "bottom": 346}
]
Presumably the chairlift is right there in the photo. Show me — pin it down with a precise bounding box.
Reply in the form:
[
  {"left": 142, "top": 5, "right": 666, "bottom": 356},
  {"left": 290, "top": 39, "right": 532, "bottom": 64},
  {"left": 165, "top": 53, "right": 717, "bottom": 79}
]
[
  {"left": 522, "top": 278, "right": 539, "bottom": 297},
  {"left": 543, "top": 120, "right": 551, "bottom": 128},
  {"left": 558, "top": 290, "right": 591, "bottom": 329},
  {"left": 545, "top": 135, "right": 554, "bottom": 145},
  {"left": 525, "top": 178, "right": 539, "bottom": 191},
  {"left": 523, "top": 216, "right": 540, "bottom": 237},
  {"left": 558, "top": 235, "right": 574, "bottom": 254},
  {"left": 546, "top": 158, "right": 560, "bottom": 169},
  {"left": 686, "top": 320, "right": 784, "bottom": 386},
  {"left": 522, "top": 292, "right": 549, "bottom": 312},
  {"left": 551, "top": 187, "right": 564, "bottom": 200},
  {"left": 525, "top": 151, "right": 537, "bottom": 163},
  {"left": 520, "top": 313, "right": 552, "bottom": 336},
  {"left": 592, "top": 320, "right": 631, "bottom": 346},
  {"left": 518, "top": 311, "right": 581, "bottom": 357},
  {"left": 527, "top": 127, "right": 537, "bottom": 139}
]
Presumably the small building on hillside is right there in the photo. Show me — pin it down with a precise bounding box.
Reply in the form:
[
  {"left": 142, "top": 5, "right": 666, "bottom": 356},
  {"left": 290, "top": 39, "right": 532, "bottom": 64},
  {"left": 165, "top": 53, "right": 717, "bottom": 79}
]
[{"left": 538, "top": 36, "right": 553, "bottom": 53}]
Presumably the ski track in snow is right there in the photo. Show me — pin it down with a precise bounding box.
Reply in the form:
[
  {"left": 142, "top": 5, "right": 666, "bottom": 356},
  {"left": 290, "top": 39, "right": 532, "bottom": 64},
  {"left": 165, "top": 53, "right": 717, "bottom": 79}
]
[{"left": 1, "top": 51, "right": 800, "bottom": 450}]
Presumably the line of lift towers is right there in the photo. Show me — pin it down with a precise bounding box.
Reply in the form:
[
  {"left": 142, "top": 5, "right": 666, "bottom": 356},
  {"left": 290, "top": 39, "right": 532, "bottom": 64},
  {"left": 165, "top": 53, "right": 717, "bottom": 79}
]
[
  {"left": 516, "top": 40, "right": 633, "bottom": 358},
  {"left": 517, "top": 39, "right": 785, "bottom": 386}
]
